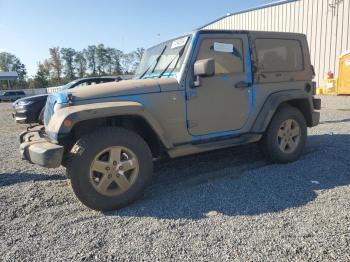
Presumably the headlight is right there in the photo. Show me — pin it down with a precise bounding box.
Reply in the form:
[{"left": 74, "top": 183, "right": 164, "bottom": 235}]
[{"left": 17, "top": 100, "right": 34, "bottom": 106}]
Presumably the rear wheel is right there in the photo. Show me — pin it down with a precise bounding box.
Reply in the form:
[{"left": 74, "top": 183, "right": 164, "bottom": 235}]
[
  {"left": 67, "top": 127, "right": 153, "bottom": 211},
  {"left": 259, "top": 106, "right": 307, "bottom": 163}
]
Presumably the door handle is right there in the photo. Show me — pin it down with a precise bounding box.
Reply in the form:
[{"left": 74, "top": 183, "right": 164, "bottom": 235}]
[{"left": 235, "top": 81, "right": 251, "bottom": 89}]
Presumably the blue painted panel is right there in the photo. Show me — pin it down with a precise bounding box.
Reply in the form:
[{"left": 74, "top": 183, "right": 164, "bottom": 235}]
[
  {"left": 143, "top": 72, "right": 177, "bottom": 79},
  {"left": 54, "top": 90, "right": 69, "bottom": 104}
]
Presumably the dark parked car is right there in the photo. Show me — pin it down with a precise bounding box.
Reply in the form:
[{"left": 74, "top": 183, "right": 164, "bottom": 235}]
[
  {"left": 0, "top": 91, "right": 26, "bottom": 102},
  {"left": 13, "top": 76, "right": 122, "bottom": 124}
]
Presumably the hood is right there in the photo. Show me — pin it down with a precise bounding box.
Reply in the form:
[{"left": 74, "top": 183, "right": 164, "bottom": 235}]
[
  {"left": 14, "top": 94, "right": 48, "bottom": 104},
  {"left": 64, "top": 78, "right": 180, "bottom": 103}
]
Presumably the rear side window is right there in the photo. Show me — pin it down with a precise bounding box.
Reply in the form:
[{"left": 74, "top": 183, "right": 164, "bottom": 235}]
[
  {"left": 101, "top": 78, "right": 114, "bottom": 83},
  {"left": 197, "top": 38, "right": 245, "bottom": 75},
  {"left": 255, "top": 39, "right": 304, "bottom": 72}
]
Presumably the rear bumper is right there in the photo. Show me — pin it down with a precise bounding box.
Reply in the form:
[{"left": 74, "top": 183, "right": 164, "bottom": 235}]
[
  {"left": 311, "top": 111, "right": 320, "bottom": 127},
  {"left": 20, "top": 126, "right": 64, "bottom": 168},
  {"left": 310, "top": 98, "right": 321, "bottom": 127},
  {"left": 313, "top": 98, "right": 321, "bottom": 110}
]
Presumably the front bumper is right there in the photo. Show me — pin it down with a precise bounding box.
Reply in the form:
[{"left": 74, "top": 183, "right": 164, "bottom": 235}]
[
  {"left": 20, "top": 126, "right": 64, "bottom": 168},
  {"left": 13, "top": 107, "right": 38, "bottom": 124}
]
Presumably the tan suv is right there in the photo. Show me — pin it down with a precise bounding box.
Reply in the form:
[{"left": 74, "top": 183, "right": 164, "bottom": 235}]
[{"left": 19, "top": 30, "right": 321, "bottom": 211}]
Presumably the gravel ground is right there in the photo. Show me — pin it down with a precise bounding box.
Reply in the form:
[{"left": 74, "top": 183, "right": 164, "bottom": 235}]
[{"left": 1, "top": 96, "right": 350, "bottom": 261}]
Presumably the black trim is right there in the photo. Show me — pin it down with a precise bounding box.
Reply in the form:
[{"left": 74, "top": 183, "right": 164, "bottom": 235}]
[
  {"left": 313, "top": 98, "right": 321, "bottom": 110},
  {"left": 251, "top": 89, "right": 314, "bottom": 132}
]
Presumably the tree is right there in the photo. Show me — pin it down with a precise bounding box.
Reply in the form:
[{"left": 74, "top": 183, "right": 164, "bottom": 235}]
[
  {"left": 96, "top": 44, "right": 108, "bottom": 76},
  {"left": 85, "top": 45, "right": 97, "bottom": 76},
  {"left": 74, "top": 51, "right": 87, "bottom": 78},
  {"left": 49, "top": 47, "right": 63, "bottom": 84},
  {"left": 61, "top": 48, "right": 76, "bottom": 80},
  {"left": 0, "top": 52, "right": 27, "bottom": 89},
  {"left": 121, "top": 52, "right": 137, "bottom": 74},
  {"left": 134, "top": 48, "right": 145, "bottom": 62},
  {"left": 32, "top": 59, "right": 50, "bottom": 88},
  {"left": 110, "top": 48, "right": 123, "bottom": 75}
]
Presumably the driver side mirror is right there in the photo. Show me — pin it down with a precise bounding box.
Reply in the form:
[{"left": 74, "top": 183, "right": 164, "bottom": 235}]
[{"left": 193, "top": 58, "right": 215, "bottom": 88}]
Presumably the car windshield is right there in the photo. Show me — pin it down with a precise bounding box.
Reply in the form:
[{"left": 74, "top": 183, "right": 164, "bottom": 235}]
[{"left": 135, "top": 35, "right": 192, "bottom": 79}]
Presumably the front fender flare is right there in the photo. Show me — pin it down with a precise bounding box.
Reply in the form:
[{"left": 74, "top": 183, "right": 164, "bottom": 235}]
[{"left": 46, "top": 101, "right": 172, "bottom": 148}]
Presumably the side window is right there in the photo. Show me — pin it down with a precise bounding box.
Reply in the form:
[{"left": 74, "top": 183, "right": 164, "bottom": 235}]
[
  {"left": 255, "top": 38, "right": 304, "bottom": 72},
  {"left": 197, "top": 38, "right": 244, "bottom": 75},
  {"left": 74, "top": 82, "right": 88, "bottom": 88},
  {"left": 101, "top": 79, "right": 114, "bottom": 84}
]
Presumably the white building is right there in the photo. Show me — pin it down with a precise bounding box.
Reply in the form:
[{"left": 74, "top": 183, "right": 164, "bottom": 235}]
[{"left": 201, "top": 0, "right": 350, "bottom": 85}]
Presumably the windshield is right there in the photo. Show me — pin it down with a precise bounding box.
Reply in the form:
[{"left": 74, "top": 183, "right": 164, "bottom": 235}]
[{"left": 135, "top": 35, "right": 192, "bottom": 79}]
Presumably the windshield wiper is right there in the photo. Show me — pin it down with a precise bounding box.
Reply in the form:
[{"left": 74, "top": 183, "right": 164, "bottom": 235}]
[
  {"left": 158, "top": 46, "right": 186, "bottom": 79},
  {"left": 139, "top": 45, "right": 167, "bottom": 79}
]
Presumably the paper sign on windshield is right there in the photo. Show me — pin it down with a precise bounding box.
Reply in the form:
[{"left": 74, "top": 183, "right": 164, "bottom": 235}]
[
  {"left": 213, "top": 42, "right": 234, "bottom": 53},
  {"left": 171, "top": 37, "right": 189, "bottom": 49}
]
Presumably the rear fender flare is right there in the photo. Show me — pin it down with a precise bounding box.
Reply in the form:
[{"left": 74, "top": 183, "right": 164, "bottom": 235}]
[{"left": 251, "top": 89, "right": 313, "bottom": 133}]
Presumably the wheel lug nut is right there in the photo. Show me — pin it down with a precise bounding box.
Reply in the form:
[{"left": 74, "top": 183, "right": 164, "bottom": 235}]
[
  {"left": 113, "top": 161, "right": 117, "bottom": 166},
  {"left": 119, "top": 166, "right": 123, "bottom": 170},
  {"left": 116, "top": 173, "right": 120, "bottom": 177},
  {"left": 106, "top": 167, "right": 110, "bottom": 171}
]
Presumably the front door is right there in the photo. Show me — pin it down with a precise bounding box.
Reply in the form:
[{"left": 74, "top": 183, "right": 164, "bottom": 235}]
[{"left": 186, "top": 33, "right": 253, "bottom": 137}]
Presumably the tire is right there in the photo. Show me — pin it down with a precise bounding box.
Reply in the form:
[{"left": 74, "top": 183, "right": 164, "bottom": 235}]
[
  {"left": 38, "top": 106, "right": 45, "bottom": 124},
  {"left": 259, "top": 106, "right": 307, "bottom": 163},
  {"left": 67, "top": 127, "right": 153, "bottom": 211}
]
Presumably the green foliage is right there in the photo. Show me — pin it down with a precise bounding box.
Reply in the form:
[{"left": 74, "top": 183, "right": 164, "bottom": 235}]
[
  {"left": 0, "top": 44, "right": 145, "bottom": 90},
  {"left": 61, "top": 48, "right": 76, "bottom": 81},
  {"left": 49, "top": 47, "right": 63, "bottom": 84},
  {"left": 85, "top": 45, "right": 97, "bottom": 76},
  {"left": 30, "top": 60, "right": 50, "bottom": 88},
  {"left": 74, "top": 52, "right": 87, "bottom": 78}
]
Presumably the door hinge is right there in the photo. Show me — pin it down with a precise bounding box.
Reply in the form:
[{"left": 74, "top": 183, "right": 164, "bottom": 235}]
[
  {"left": 186, "top": 90, "right": 197, "bottom": 100},
  {"left": 186, "top": 120, "right": 198, "bottom": 128}
]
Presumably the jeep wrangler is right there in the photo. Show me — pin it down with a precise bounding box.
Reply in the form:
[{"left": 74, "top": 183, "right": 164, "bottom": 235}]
[{"left": 20, "top": 30, "right": 321, "bottom": 211}]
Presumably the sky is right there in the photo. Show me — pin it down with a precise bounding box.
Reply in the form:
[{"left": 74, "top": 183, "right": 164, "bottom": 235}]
[{"left": 0, "top": 0, "right": 273, "bottom": 76}]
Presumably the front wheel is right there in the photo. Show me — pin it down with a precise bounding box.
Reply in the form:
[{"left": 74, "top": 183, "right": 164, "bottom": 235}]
[
  {"left": 67, "top": 127, "right": 153, "bottom": 211},
  {"left": 259, "top": 106, "right": 307, "bottom": 163}
]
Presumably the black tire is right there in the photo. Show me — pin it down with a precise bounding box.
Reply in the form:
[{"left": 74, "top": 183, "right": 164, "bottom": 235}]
[
  {"left": 259, "top": 106, "right": 307, "bottom": 163},
  {"left": 67, "top": 127, "right": 153, "bottom": 211},
  {"left": 38, "top": 106, "right": 45, "bottom": 124}
]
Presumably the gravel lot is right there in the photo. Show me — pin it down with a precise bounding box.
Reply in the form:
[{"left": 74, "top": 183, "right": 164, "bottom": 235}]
[{"left": 1, "top": 96, "right": 350, "bottom": 261}]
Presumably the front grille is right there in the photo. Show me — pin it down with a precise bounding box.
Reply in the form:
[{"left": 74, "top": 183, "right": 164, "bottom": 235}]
[{"left": 44, "top": 95, "right": 56, "bottom": 126}]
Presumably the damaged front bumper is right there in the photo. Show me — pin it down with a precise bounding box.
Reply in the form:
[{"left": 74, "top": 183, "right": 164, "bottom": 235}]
[{"left": 19, "top": 126, "right": 64, "bottom": 168}]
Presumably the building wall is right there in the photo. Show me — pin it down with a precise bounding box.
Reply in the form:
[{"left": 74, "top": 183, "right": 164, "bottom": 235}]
[{"left": 203, "top": 0, "right": 350, "bottom": 85}]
